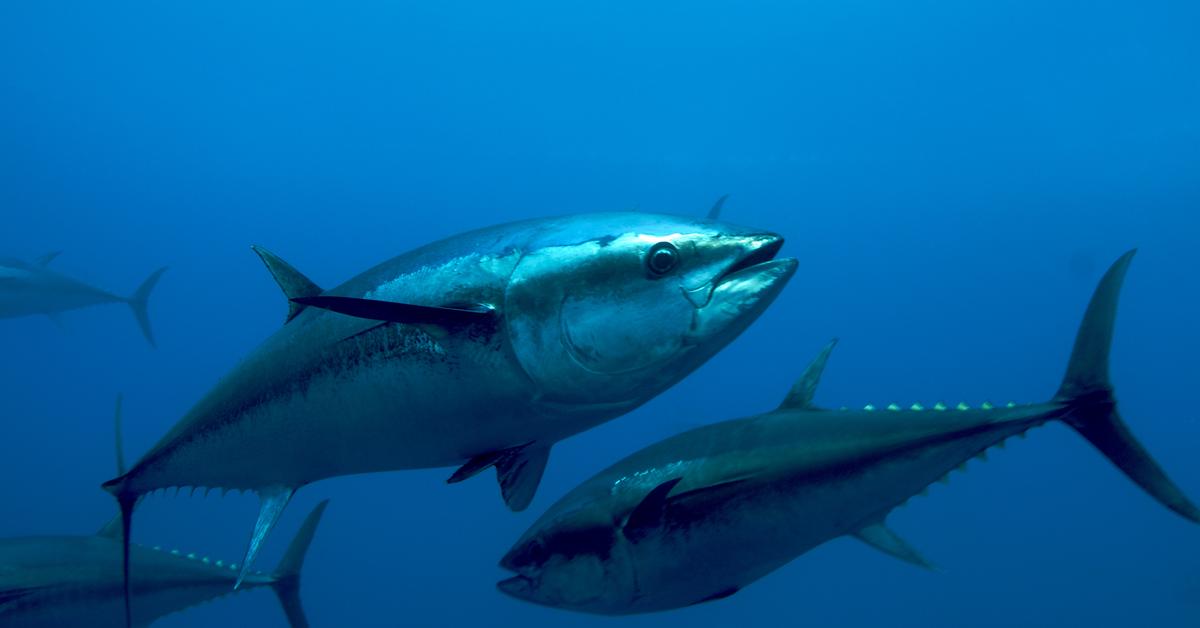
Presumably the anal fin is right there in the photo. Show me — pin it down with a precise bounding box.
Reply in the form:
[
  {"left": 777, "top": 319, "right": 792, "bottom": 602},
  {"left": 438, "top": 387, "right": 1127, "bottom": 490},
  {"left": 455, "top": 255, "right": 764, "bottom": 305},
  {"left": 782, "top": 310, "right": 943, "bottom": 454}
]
[
  {"left": 237, "top": 486, "right": 296, "bottom": 589},
  {"left": 854, "top": 522, "right": 936, "bottom": 570},
  {"left": 690, "top": 585, "right": 739, "bottom": 606}
]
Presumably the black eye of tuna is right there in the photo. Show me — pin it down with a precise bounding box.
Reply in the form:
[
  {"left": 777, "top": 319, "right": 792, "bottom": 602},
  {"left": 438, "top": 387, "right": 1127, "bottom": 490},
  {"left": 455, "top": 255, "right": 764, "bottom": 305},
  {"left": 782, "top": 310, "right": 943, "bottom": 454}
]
[{"left": 646, "top": 242, "right": 680, "bottom": 276}]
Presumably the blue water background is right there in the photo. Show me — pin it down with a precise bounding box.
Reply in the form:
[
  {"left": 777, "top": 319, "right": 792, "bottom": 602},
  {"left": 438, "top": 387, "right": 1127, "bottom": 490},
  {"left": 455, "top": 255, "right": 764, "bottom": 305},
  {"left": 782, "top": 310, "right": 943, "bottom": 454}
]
[{"left": 1, "top": 2, "right": 1198, "bottom": 626}]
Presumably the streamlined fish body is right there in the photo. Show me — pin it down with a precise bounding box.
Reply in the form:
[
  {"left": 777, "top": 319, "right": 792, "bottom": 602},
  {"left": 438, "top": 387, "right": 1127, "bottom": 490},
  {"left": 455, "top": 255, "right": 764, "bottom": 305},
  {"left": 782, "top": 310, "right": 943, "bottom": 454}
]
[
  {"left": 0, "top": 502, "right": 327, "bottom": 628},
  {"left": 498, "top": 250, "right": 1199, "bottom": 614},
  {"left": 0, "top": 254, "right": 165, "bottom": 347},
  {"left": 103, "top": 211, "right": 797, "bottom": 602}
]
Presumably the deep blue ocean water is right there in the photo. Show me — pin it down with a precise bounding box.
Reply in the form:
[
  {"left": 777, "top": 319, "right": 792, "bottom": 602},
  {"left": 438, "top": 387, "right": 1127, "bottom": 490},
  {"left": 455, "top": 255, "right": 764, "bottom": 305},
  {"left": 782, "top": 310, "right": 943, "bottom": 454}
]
[{"left": 2, "top": 2, "right": 1198, "bottom": 626}]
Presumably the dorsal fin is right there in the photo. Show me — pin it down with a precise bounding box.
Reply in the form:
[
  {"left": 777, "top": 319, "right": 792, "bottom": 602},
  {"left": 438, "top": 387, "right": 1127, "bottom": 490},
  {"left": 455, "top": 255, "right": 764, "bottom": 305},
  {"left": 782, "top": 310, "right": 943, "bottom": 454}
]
[
  {"left": 705, "top": 194, "right": 729, "bottom": 220},
  {"left": 35, "top": 251, "right": 61, "bottom": 267},
  {"left": 114, "top": 394, "right": 126, "bottom": 476},
  {"left": 779, "top": 338, "right": 838, "bottom": 410},
  {"left": 97, "top": 516, "right": 122, "bottom": 538},
  {"left": 251, "top": 245, "right": 322, "bottom": 324}
]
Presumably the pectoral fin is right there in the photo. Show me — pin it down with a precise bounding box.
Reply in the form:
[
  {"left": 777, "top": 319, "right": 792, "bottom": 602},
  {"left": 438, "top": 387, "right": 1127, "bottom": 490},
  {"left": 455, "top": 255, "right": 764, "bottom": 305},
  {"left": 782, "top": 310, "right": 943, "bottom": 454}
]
[
  {"left": 622, "top": 478, "right": 683, "bottom": 542},
  {"left": 292, "top": 296, "right": 494, "bottom": 328},
  {"left": 854, "top": 522, "right": 936, "bottom": 570}
]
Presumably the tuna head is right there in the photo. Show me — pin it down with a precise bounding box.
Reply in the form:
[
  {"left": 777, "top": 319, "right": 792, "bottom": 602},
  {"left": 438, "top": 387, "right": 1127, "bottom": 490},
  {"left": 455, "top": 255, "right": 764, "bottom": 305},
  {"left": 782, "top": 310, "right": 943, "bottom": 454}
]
[
  {"left": 504, "top": 213, "right": 796, "bottom": 419},
  {"left": 497, "top": 508, "right": 637, "bottom": 613}
]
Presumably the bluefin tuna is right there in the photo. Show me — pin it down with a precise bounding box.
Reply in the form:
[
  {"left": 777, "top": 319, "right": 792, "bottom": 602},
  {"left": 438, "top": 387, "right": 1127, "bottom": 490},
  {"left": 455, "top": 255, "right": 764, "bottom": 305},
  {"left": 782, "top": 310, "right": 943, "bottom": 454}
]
[
  {"left": 497, "top": 250, "right": 1198, "bottom": 614},
  {"left": 0, "top": 253, "right": 166, "bottom": 347},
  {"left": 0, "top": 502, "right": 327, "bottom": 627},
  {"left": 101, "top": 211, "right": 797, "bottom": 623},
  {"left": 2, "top": 399, "right": 329, "bottom": 627}
]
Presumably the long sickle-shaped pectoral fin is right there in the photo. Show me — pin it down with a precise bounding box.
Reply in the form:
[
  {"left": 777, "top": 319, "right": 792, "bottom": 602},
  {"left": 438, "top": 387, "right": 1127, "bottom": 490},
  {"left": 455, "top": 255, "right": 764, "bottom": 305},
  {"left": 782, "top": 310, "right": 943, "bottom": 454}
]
[{"left": 236, "top": 486, "right": 296, "bottom": 589}]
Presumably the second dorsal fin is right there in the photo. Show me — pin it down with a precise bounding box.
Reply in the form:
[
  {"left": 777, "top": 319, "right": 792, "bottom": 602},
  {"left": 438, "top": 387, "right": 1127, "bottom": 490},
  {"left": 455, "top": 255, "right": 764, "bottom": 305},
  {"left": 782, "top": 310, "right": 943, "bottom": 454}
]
[
  {"left": 251, "top": 245, "right": 322, "bottom": 324},
  {"left": 779, "top": 339, "right": 838, "bottom": 410}
]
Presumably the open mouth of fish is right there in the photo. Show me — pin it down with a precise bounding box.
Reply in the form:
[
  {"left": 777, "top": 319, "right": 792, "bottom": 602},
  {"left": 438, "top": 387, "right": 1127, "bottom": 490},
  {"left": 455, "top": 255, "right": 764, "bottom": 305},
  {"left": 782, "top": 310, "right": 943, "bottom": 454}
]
[
  {"left": 717, "top": 236, "right": 786, "bottom": 284},
  {"left": 683, "top": 235, "right": 789, "bottom": 308},
  {"left": 496, "top": 572, "right": 536, "bottom": 598}
]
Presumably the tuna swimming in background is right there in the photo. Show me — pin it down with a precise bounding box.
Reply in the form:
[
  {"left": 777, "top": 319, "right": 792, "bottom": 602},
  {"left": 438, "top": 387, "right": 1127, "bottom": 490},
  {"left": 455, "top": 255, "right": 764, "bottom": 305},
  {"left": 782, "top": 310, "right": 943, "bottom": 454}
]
[
  {"left": 498, "top": 249, "right": 1198, "bottom": 614},
  {"left": 0, "top": 253, "right": 166, "bottom": 347},
  {"left": 101, "top": 211, "right": 797, "bottom": 623},
  {"left": 0, "top": 502, "right": 328, "bottom": 627},
  {"left": 1, "top": 399, "right": 329, "bottom": 627}
]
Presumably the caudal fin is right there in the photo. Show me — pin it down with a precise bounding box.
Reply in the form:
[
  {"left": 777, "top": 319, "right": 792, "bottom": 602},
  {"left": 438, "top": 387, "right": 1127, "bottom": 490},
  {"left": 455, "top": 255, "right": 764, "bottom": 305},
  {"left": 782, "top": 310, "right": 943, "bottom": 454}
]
[
  {"left": 126, "top": 267, "right": 167, "bottom": 348},
  {"left": 1054, "top": 249, "right": 1200, "bottom": 523},
  {"left": 270, "top": 500, "right": 330, "bottom": 628}
]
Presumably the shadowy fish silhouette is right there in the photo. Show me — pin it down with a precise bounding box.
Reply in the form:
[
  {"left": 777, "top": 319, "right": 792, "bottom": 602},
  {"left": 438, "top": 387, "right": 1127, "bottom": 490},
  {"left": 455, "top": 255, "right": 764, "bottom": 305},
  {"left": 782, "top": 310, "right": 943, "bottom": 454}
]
[{"left": 0, "top": 252, "right": 166, "bottom": 347}]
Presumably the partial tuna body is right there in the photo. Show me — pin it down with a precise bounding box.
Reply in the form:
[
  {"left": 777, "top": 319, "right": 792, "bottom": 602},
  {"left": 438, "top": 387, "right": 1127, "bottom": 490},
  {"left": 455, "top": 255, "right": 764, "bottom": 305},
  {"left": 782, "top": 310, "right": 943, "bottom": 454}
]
[
  {"left": 498, "top": 250, "right": 1198, "bottom": 614},
  {"left": 0, "top": 501, "right": 327, "bottom": 627}
]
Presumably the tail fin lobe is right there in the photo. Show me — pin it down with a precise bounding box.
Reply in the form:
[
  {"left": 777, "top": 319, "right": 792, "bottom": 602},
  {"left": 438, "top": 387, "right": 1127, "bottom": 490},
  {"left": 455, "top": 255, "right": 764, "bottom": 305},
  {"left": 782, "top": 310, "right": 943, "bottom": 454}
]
[
  {"left": 127, "top": 267, "right": 167, "bottom": 348},
  {"left": 1055, "top": 249, "right": 1200, "bottom": 523},
  {"left": 270, "top": 500, "right": 329, "bottom": 628}
]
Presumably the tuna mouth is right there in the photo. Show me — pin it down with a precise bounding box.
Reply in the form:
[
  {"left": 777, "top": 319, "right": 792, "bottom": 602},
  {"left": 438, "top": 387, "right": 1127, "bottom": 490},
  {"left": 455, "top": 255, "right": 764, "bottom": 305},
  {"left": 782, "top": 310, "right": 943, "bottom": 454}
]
[
  {"left": 497, "top": 573, "right": 536, "bottom": 599},
  {"left": 713, "top": 235, "right": 786, "bottom": 287}
]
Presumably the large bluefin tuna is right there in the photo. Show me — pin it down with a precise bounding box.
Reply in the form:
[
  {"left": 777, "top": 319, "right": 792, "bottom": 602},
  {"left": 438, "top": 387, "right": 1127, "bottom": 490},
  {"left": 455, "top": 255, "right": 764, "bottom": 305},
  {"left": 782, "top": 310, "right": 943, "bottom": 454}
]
[
  {"left": 0, "top": 253, "right": 166, "bottom": 347},
  {"left": 101, "top": 210, "right": 797, "bottom": 622},
  {"left": 497, "top": 250, "right": 1198, "bottom": 614}
]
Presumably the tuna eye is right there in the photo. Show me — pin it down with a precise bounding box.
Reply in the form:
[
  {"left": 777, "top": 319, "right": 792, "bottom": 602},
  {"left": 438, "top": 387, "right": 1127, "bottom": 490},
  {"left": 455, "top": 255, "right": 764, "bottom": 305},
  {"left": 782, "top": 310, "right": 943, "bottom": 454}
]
[{"left": 645, "top": 242, "right": 679, "bottom": 276}]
